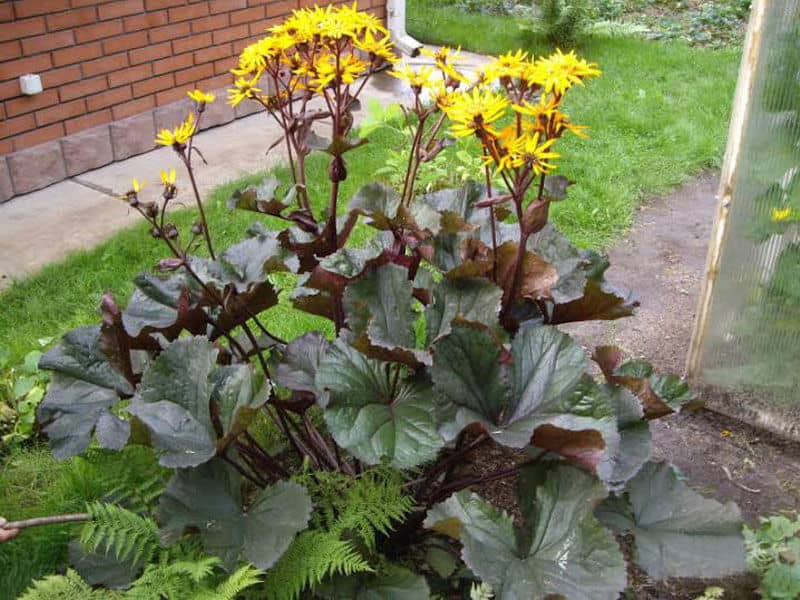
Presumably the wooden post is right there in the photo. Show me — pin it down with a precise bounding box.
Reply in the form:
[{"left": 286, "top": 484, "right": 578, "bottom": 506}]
[{"left": 686, "top": 0, "right": 768, "bottom": 377}]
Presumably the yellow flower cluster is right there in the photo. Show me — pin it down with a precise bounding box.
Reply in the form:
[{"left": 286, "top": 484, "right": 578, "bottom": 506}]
[
  {"left": 227, "top": 2, "right": 396, "bottom": 107},
  {"left": 155, "top": 112, "right": 196, "bottom": 148},
  {"left": 424, "top": 48, "right": 600, "bottom": 176},
  {"left": 772, "top": 207, "right": 793, "bottom": 222}
]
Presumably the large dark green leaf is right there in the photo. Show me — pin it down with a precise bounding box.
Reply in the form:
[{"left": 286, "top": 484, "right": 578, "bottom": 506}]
[
  {"left": 501, "top": 324, "right": 591, "bottom": 447},
  {"left": 122, "top": 273, "right": 207, "bottom": 340},
  {"left": 601, "top": 384, "right": 651, "bottom": 490},
  {"left": 127, "top": 400, "right": 216, "bottom": 468},
  {"left": 430, "top": 325, "right": 510, "bottom": 442},
  {"left": 137, "top": 337, "right": 217, "bottom": 432},
  {"left": 316, "top": 340, "right": 443, "bottom": 468},
  {"left": 527, "top": 224, "right": 593, "bottom": 304},
  {"left": 425, "top": 278, "right": 503, "bottom": 343},
  {"left": 158, "top": 461, "right": 312, "bottom": 570},
  {"left": 425, "top": 464, "right": 627, "bottom": 600},
  {"left": 343, "top": 263, "right": 428, "bottom": 366},
  {"left": 317, "top": 564, "right": 430, "bottom": 599},
  {"left": 37, "top": 326, "right": 132, "bottom": 459},
  {"left": 596, "top": 461, "right": 746, "bottom": 580},
  {"left": 210, "top": 364, "right": 266, "bottom": 441},
  {"left": 592, "top": 346, "right": 696, "bottom": 419},
  {"left": 227, "top": 178, "right": 288, "bottom": 215},
  {"left": 349, "top": 183, "right": 401, "bottom": 230},
  {"left": 418, "top": 181, "right": 486, "bottom": 229},
  {"left": 274, "top": 332, "right": 330, "bottom": 394}
]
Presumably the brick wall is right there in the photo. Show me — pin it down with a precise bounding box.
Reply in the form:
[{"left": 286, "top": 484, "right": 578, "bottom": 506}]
[{"left": 0, "top": 0, "right": 387, "bottom": 199}]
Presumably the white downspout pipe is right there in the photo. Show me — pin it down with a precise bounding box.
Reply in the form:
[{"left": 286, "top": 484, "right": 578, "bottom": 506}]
[{"left": 387, "top": 0, "right": 423, "bottom": 57}]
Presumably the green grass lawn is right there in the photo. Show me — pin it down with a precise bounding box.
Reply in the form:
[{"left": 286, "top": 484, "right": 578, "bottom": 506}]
[{"left": 0, "top": 8, "right": 742, "bottom": 593}]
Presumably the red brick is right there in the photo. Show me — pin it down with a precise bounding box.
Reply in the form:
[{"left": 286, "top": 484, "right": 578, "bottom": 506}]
[
  {"left": 195, "top": 72, "right": 230, "bottom": 90},
  {"left": 129, "top": 40, "right": 171, "bottom": 64},
  {"left": 41, "top": 65, "right": 82, "bottom": 88},
  {"left": 75, "top": 20, "right": 124, "bottom": 43},
  {"left": 111, "top": 94, "right": 154, "bottom": 119},
  {"left": 212, "top": 23, "right": 249, "bottom": 44},
  {"left": 210, "top": 0, "right": 246, "bottom": 12},
  {"left": 153, "top": 52, "right": 193, "bottom": 75},
  {"left": 171, "top": 32, "right": 211, "bottom": 54},
  {"left": 35, "top": 98, "right": 86, "bottom": 126},
  {"left": 175, "top": 62, "right": 213, "bottom": 86},
  {"left": 0, "top": 40, "right": 20, "bottom": 62},
  {"left": 103, "top": 31, "right": 148, "bottom": 54},
  {"left": 13, "top": 0, "right": 69, "bottom": 18},
  {"left": 0, "top": 139, "right": 13, "bottom": 156},
  {"left": 13, "top": 122, "right": 64, "bottom": 151},
  {"left": 0, "top": 17, "right": 45, "bottom": 42},
  {"left": 46, "top": 7, "right": 97, "bottom": 31},
  {"left": 82, "top": 53, "right": 129, "bottom": 77},
  {"left": 64, "top": 108, "right": 113, "bottom": 135},
  {"left": 233, "top": 36, "right": 259, "bottom": 53},
  {"left": 53, "top": 42, "right": 101, "bottom": 67},
  {"left": 5, "top": 89, "right": 59, "bottom": 117},
  {"left": 132, "top": 72, "right": 173, "bottom": 96},
  {"left": 214, "top": 56, "right": 235, "bottom": 74},
  {"left": 0, "top": 79, "right": 18, "bottom": 99},
  {"left": 86, "top": 85, "right": 132, "bottom": 111},
  {"left": 123, "top": 9, "right": 167, "bottom": 31},
  {"left": 149, "top": 21, "right": 190, "bottom": 43},
  {"left": 156, "top": 86, "right": 187, "bottom": 105},
  {"left": 60, "top": 74, "right": 107, "bottom": 101},
  {"left": 107, "top": 63, "right": 151, "bottom": 87},
  {"left": 191, "top": 13, "right": 227, "bottom": 33},
  {"left": 0, "top": 54, "right": 52, "bottom": 81},
  {"left": 265, "top": 0, "right": 294, "bottom": 16},
  {"left": 230, "top": 5, "right": 264, "bottom": 24},
  {"left": 194, "top": 43, "right": 230, "bottom": 65},
  {"left": 71, "top": 0, "right": 117, "bottom": 6},
  {"left": 98, "top": 0, "right": 145, "bottom": 20},
  {"left": 168, "top": 2, "right": 209, "bottom": 22},
  {"left": 2, "top": 113, "right": 36, "bottom": 137},
  {"left": 0, "top": 4, "right": 13, "bottom": 23},
  {"left": 145, "top": 0, "right": 185, "bottom": 7},
  {"left": 21, "top": 30, "right": 75, "bottom": 55}
]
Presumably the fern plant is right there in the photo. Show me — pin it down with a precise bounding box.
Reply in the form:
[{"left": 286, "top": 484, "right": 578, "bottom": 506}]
[
  {"left": 263, "top": 468, "right": 415, "bottom": 600},
  {"left": 523, "top": 0, "right": 597, "bottom": 47}
]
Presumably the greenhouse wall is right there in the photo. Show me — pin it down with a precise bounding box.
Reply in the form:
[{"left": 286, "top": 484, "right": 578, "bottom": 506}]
[{"left": 688, "top": 0, "right": 800, "bottom": 440}]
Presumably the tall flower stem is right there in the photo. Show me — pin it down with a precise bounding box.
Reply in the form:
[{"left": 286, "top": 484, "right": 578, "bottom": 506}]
[{"left": 181, "top": 155, "right": 216, "bottom": 260}]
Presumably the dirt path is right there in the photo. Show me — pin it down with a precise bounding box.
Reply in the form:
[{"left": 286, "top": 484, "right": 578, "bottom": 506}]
[
  {"left": 566, "top": 171, "right": 800, "bottom": 520},
  {"left": 562, "top": 172, "right": 800, "bottom": 598}
]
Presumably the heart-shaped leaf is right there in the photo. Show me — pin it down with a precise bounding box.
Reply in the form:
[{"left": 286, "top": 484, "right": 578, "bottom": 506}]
[
  {"left": 159, "top": 461, "right": 312, "bottom": 570},
  {"left": 425, "top": 277, "right": 503, "bottom": 343},
  {"left": 122, "top": 273, "right": 207, "bottom": 341},
  {"left": 274, "top": 332, "right": 331, "bottom": 394},
  {"left": 349, "top": 183, "right": 401, "bottom": 230},
  {"left": 37, "top": 326, "right": 133, "bottom": 459},
  {"left": 316, "top": 339, "right": 443, "bottom": 468},
  {"left": 596, "top": 461, "right": 746, "bottom": 579},
  {"left": 425, "top": 463, "right": 627, "bottom": 600}
]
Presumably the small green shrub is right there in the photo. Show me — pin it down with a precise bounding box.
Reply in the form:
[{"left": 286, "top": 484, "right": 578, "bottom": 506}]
[
  {"left": 0, "top": 342, "right": 50, "bottom": 449},
  {"left": 744, "top": 514, "right": 800, "bottom": 600},
  {"left": 524, "top": 0, "right": 598, "bottom": 47}
]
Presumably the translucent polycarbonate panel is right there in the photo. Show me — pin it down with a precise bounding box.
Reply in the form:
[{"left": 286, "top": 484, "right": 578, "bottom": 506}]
[{"left": 693, "top": 0, "right": 800, "bottom": 440}]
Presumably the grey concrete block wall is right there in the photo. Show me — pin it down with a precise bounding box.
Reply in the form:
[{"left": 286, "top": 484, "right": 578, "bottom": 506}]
[
  {"left": 61, "top": 127, "right": 114, "bottom": 177},
  {"left": 0, "top": 158, "right": 13, "bottom": 203},
  {"left": 7, "top": 142, "right": 67, "bottom": 196},
  {"left": 1, "top": 87, "right": 260, "bottom": 202}
]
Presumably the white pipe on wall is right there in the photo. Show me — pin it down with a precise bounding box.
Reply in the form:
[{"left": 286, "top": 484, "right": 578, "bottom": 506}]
[{"left": 387, "top": 0, "right": 423, "bottom": 57}]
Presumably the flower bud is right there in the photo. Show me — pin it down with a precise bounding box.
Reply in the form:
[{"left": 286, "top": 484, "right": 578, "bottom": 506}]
[
  {"left": 191, "top": 222, "right": 203, "bottom": 235},
  {"left": 165, "top": 223, "right": 179, "bottom": 239},
  {"left": 328, "top": 156, "right": 347, "bottom": 183},
  {"left": 151, "top": 227, "right": 162, "bottom": 239}
]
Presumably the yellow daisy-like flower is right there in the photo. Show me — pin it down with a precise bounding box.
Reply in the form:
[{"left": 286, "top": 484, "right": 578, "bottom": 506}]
[
  {"left": 188, "top": 89, "right": 215, "bottom": 104},
  {"left": 389, "top": 64, "right": 435, "bottom": 90},
  {"left": 227, "top": 77, "right": 262, "bottom": 107},
  {"left": 132, "top": 178, "right": 143, "bottom": 193},
  {"left": 155, "top": 113, "right": 196, "bottom": 147},
  {"left": 443, "top": 87, "right": 509, "bottom": 138},
  {"left": 532, "top": 49, "right": 601, "bottom": 95},
  {"left": 483, "top": 49, "right": 528, "bottom": 81},
  {"left": 160, "top": 169, "right": 176, "bottom": 185},
  {"left": 513, "top": 95, "right": 559, "bottom": 131},
  {"left": 772, "top": 207, "right": 792, "bottom": 222},
  {"left": 421, "top": 46, "right": 468, "bottom": 85},
  {"left": 517, "top": 131, "right": 560, "bottom": 175},
  {"left": 354, "top": 29, "right": 397, "bottom": 63}
]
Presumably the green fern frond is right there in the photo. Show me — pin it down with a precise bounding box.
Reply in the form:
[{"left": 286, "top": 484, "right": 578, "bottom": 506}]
[
  {"left": 262, "top": 530, "right": 373, "bottom": 600},
  {"left": 163, "top": 556, "right": 222, "bottom": 584},
  {"left": 19, "top": 569, "right": 113, "bottom": 600},
  {"left": 81, "top": 502, "right": 160, "bottom": 565},
  {"left": 262, "top": 467, "right": 415, "bottom": 600},
  {"left": 203, "top": 564, "right": 263, "bottom": 600}
]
